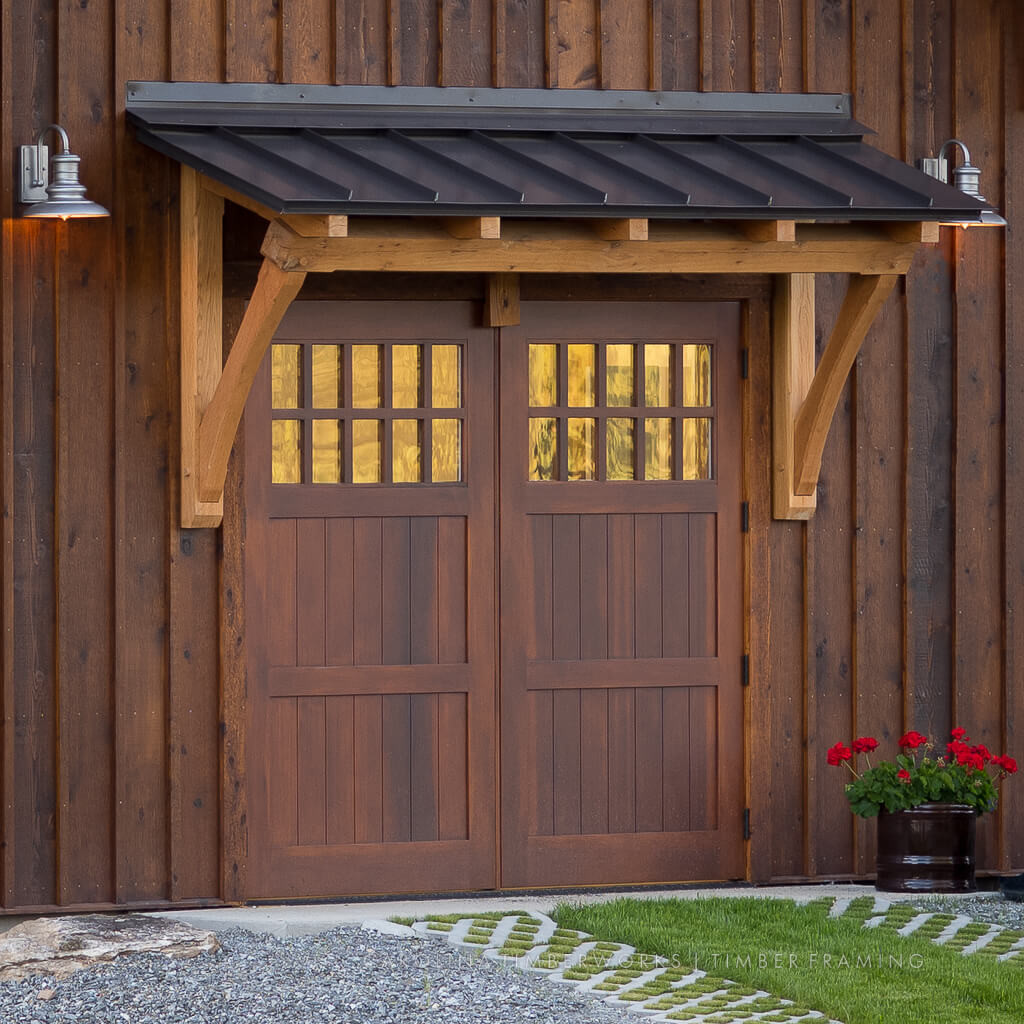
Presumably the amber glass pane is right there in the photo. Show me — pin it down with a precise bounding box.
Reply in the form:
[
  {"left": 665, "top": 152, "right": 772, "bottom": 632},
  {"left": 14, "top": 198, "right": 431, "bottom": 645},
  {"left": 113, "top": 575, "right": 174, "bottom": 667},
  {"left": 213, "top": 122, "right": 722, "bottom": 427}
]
[
  {"left": 393, "top": 419, "right": 423, "bottom": 482},
  {"left": 393, "top": 344, "right": 422, "bottom": 408},
  {"left": 311, "top": 345, "right": 342, "bottom": 408},
  {"left": 607, "top": 417, "right": 635, "bottom": 479},
  {"left": 272, "top": 419, "right": 302, "bottom": 483},
  {"left": 352, "top": 419, "right": 383, "bottom": 483},
  {"left": 272, "top": 345, "right": 302, "bottom": 409},
  {"left": 683, "top": 344, "right": 712, "bottom": 406},
  {"left": 529, "top": 417, "right": 558, "bottom": 480},
  {"left": 352, "top": 345, "right": 383, "bottom": 408},
  {"left": 432, "top": 419, "right": 462, "bottom": 483},
  {"left": 432, "top": 345, "right": 461, "bottom": 408},
  {"left": 312, "top": 420, "right": 342, "bottom": 483},
  {"left": 682, "top": 418, "right": 712, "bottom": 479},
  {"left": 645, "top": 418, "right": 674, "bottom": 480},
  {"left": 568, "top": 417, "right": 597, "bottom": 480},
  {"left": 529, "top": 344, "right": 558, "bottom": 407},
  {"left": 645, "top": 344, "right": 673, "bottom": 407},
  {"left": 606, "top": 344, "right": 635, "bottom": 406},
  {"left": 567, "top": 344, "right": 596, "bottom": 407}
]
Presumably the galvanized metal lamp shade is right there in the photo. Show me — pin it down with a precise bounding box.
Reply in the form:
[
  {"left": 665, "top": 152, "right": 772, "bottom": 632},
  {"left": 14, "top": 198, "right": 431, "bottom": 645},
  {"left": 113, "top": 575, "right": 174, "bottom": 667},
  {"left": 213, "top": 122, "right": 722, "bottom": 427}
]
[
  {"left": 19, "top": 124, "right": 110, "bottom": 219},
  {"left": 919, "top": 138, "right": 1007, "bottom": 227}
]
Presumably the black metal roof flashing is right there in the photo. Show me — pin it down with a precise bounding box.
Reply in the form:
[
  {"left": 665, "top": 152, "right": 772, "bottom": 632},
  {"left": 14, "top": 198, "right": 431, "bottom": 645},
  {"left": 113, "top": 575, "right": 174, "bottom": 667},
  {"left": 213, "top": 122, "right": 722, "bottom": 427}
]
[{"left": 126, "top": 82, "right": 995, "bottom": 224}]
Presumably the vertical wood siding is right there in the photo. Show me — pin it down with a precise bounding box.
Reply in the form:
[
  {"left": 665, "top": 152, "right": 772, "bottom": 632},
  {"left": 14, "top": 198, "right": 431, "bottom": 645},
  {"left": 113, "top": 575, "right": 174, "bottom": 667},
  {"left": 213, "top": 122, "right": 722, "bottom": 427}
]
[{"left": 0, "top": 0, "right": 1020, "bottom": 908}]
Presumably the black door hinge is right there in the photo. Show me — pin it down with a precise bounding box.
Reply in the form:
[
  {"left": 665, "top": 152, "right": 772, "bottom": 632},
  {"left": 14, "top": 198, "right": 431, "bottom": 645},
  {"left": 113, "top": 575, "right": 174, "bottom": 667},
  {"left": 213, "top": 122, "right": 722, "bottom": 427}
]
[
  {"left": 741, "top": 653, "right": 750, "bottom": 687},
  {"left": 741, "top": 348, "right": 749, "bottom": 379},
  {"left": 741, "top": 502, "right": 749, "bottom": 532},
  {"left": 743, "top": 808, "right": 752, "bottom": 841}
]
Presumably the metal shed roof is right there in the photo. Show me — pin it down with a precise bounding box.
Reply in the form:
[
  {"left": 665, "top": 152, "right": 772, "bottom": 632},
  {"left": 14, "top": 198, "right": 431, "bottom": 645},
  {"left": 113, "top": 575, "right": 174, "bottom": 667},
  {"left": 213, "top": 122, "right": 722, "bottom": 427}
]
[{"left": 127, "top": 82, "right": 993, "bottom": 224}]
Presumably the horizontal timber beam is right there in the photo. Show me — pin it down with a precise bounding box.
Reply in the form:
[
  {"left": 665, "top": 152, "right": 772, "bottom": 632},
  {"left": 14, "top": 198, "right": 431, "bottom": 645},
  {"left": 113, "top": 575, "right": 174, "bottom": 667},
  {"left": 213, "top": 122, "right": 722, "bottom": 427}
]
[{"left": 773, "top": 272, "right": 899, "bottom": 519}]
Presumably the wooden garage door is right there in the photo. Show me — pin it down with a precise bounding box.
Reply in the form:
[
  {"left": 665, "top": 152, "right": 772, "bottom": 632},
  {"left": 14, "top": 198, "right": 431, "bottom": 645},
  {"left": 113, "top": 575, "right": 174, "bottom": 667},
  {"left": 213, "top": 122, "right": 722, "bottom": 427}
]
[
  {"left": 499, "top": 302, "right": 745, "bottom": 886},
  {"left": 243, "top": 302, "right": 496, "bottom": 899}
]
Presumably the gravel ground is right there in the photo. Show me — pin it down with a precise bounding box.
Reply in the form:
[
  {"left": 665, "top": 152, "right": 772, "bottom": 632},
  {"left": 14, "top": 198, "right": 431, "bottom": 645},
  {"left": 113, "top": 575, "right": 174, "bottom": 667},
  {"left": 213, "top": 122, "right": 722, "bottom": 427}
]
[
  {"left": 0, "top": 926, "right": 633, "bottom": 1024},
  {"left": 908, "top": 892, "right": 1024, "bottom": 929}
]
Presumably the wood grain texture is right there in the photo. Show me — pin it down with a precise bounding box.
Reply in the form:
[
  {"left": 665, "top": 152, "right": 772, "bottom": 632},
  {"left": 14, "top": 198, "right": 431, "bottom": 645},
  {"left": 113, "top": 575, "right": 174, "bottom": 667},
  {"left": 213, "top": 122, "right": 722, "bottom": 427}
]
[
  {"left": 599, "top": 0, "right": 650, "bottom": 89},
  {"left": 336, "top": 0, "right": 388, "bottom": 84},
  {"left": 547, "top": 0, "right": 599, "bottom": 88},
  {"left": 282, "top": 0, "right": 334, "bottom": 84},
  {"left": 388, "top": 0, "right": 438, "bottom": 85},
  {"left": 440, "top": 0, "right": 492, "bottom": 86},
  {"left": 170, "top": 0, "right": 224, "bottom": 80},
  {"left": 495, "top": 0, "right": 546, "bottom": 87},
  {"left": 225, "top": 0, "right": 280, "bottom": 82}
]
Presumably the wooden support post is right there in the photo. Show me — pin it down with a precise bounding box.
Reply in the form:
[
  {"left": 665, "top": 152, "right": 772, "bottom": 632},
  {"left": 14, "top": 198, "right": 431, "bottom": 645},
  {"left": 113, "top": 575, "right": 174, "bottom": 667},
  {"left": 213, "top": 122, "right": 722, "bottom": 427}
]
[
  {"left": 486, "top": 273, "right": 520, "bottom": 326},
  {"left": 181, "top": 166, "right": 225, "bottom": 528}
]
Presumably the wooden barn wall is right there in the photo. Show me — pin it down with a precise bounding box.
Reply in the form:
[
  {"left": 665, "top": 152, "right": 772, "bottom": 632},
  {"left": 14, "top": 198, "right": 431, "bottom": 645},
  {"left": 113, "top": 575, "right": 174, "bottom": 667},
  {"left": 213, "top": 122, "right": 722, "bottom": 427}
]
[{"left": 0, "top": 0, "right": 1019, "bottom": 909}]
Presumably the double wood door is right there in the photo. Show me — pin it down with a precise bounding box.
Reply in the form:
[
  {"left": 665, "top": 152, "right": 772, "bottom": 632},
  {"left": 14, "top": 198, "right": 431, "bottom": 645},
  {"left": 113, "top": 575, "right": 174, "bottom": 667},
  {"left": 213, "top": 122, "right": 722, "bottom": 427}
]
[{"left": 243, "top": 299, "right": 744, "bottom": 898}]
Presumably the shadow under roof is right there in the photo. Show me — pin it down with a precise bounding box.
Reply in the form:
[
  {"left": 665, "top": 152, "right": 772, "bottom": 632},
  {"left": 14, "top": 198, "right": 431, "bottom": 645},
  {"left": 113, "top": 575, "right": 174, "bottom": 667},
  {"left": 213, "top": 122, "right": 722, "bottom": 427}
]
[{"left": 126, "top": 82, "right": 994, "bottom": 224}]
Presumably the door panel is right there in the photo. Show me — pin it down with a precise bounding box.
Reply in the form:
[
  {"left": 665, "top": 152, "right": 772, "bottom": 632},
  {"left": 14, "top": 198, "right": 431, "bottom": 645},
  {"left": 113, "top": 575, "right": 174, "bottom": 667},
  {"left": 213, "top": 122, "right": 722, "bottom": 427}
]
[
  {"left": 499, "top": 302, "right": 744, "bottom": 887},
  {"left": 244, "top": 302, "right": 495, "bottom": 898}
]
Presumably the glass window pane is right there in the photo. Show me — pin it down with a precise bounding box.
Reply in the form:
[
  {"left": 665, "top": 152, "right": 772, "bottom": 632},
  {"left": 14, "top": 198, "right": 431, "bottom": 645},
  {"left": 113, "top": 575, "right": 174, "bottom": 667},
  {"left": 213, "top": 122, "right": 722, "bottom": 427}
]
[
  {"left": 432, "top": 345, "right": 462, "bottom": 408},
  {"left": 568, "top": 417, "right": 597, "bottom": 480},
  {"left": 393, "top": 344, "right": 423, "bottom": 409},
  {"left": 312, "top": 419, "right": 342, "bottom": 483},
  {"left": 682, "top": 418, "right": 712, "bottom": 479},
  {"left": 645, "top": 344, "right": 673, "bottom": 407},
  {"left": 606, "top": 417, "right": 635, "bottom": 480},
  {"left": 529, "top": 344, "right": 558, "bottom": 407},
  {"left": 352, "top": 345, "right": 383, "bottom": 409},
  {"left": 272, "top": 419, "right": 302, "bottom": 483},
  {"left": 393, "top": 419, "right": 423, "bottom": 483},
  {"left": 567, "top": 344, "right": 596, "bottom": 407},
  {"left": 683, "top": 344, "right": 712, "bottom": 407},
  {"left": 352, "top": 419, "right": 383, "bottom": 483},
  {"left": 529, "top": 417, "right": 558, "bottom": 480},
  {"left": 645, "top": 418, "right": 674, "bottom": 480},
  {"left": 432, "top": 418, "right": 462, "bottom": 482},
  {"left": 606, "top": 344, "right": 635, "bottom": 406},
  {"left": 272, "top": 344, "right": 302, "bottom": 409},
  {"left": 312, "top": 345, "right": 342, "bottom": 409}
]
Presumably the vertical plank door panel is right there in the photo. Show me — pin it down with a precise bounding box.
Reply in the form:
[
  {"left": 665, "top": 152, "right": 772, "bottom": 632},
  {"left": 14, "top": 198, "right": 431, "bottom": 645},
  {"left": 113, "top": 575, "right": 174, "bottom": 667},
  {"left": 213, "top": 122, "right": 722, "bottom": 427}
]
[
  {"left": 409, "top": 517, "right": 439, "bottom": 664},
  {"left": 296, "top": 519, "right": 327, "bottom": 666},
  {"left": 381, "top": 693, "right": 412, "bottom": 842},
  {"left": 634, "top": 514, "right": 663, "bottom": 658},
  {"left": 409, "top": 693, "right": 439, "bottom": 842},
  {"left": 606, "top": 514, "right": 635, "bottom": 659},
  {"left": 326, "top": 518, "right": 355, "bottom": 666},
  {"left": 580, "top": 688, "right": 610, "bottom": 834},
  {"left": 552, "top": 689, "right": 582, "bottom": 835},
  {"left": 296, "top": 696, "right": 327, "bottom": 845},
  {"left": 326, "top": 695, "right": 356, "bottom": 845}
]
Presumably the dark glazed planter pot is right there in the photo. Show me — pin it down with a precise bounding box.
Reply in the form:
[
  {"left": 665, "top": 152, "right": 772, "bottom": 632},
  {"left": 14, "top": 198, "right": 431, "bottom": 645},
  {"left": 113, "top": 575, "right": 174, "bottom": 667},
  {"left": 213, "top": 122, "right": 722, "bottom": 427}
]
[{"left": 876, "top": 802, "right": 977, "bottom": 893}]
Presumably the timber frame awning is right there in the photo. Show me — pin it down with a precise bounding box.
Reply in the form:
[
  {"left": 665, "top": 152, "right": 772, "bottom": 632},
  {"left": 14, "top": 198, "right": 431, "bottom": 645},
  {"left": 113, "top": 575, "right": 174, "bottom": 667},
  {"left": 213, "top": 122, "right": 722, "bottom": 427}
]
[{"left": 125, "top": 83, "right": 1001, "bottom": 527}]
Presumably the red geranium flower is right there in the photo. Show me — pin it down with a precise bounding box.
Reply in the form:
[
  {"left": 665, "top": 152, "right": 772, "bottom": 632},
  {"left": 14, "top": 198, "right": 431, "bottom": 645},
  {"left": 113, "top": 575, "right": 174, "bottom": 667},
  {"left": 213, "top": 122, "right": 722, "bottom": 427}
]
[
  {"left": 897, "top": 769, "right": 912, "bottom": 783},
  {"left": 852, "top": 737, "right": 879, "bottom": 754},
  {"left": 993, "top": 755, "right": 1018, "bottom": 775},
  {"left": 898, "top": 731, "right": 928, "bottom": 750},
  {"left": 951, "top": 727, "right": 968, "bottom": 741},
  {"left": 827, "top": 742, "right": 852, "bottom": 766},
  {"left": 972, "top": 744, "right": 993, "bottom": 763}
]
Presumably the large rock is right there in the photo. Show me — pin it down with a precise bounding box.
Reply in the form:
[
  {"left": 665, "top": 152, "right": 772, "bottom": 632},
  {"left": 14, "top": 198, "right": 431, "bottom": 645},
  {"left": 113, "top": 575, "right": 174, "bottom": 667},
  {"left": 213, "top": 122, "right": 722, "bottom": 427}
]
[{"left": 0, "top": 914, "right": 219, "bottom": 980}]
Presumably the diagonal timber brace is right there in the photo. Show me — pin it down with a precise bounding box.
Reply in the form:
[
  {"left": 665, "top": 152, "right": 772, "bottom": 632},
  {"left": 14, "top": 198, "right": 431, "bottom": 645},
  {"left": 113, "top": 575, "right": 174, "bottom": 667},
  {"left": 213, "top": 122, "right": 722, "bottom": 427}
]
[{"left": 773, "top": 272, "right": 899, "bottom": 519}]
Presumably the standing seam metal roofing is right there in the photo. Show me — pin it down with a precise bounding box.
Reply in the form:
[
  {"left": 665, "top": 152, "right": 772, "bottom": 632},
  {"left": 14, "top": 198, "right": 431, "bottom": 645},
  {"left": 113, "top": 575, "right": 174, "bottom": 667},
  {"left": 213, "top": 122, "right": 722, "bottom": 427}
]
[{"left": 126, "top": 82, "right": 994, "bottom": 223}]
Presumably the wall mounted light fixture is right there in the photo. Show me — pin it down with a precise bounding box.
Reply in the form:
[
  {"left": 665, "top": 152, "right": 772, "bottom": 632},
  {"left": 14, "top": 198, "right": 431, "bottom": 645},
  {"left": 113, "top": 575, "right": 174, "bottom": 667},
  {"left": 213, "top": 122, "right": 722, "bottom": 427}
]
[
  {"left": 19, "top": 124, "right": 110, "bottom": 220},
  {"left": 919, "top": 138, "right": 1006, "bottom": 227}
]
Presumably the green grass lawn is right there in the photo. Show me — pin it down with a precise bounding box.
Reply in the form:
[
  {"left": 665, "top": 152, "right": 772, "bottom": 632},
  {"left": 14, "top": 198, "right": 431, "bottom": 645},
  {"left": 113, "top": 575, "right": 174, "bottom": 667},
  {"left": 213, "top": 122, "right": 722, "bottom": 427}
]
[{"left": 553, "top": 897, "right": 1024, "bottom": 1024}]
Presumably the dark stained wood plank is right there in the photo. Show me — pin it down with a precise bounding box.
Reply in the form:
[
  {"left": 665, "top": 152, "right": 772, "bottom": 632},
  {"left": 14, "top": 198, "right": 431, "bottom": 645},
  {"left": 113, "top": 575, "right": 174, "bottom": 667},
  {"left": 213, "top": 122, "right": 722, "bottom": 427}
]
[
  {"left": 353, "top": 694, "right": 383, "bottom": 843},
  {"left": 409, "top": 693, "right": 439, "bottom": 841},
  {"left": 225, "top": 0, "right": 280, "bottom": 82},
  {"left": 437, "top": 692, "right": 468, "bottom": 840},
  {"left": 440, "top": 0, "right": 492, "bottom": 86},
  {"left": 687, "top": 514, "right": 716, "bottom": 658},
  {"left": 266, "top": 518, "right": 297, "bottom": 666},
  {"left": 409, "top": 517, "right": 439, "bottom": 664},
  {"left": 353, "top": 518, "right": 383, "bottom": 664},
  {"left": 495, "top": 0, "right": 546, "bottom": 87},
  {"left": 296, "top": 519, "right": 327, "bottom": 666},
  {"left": 753, "top": 0, "right": 804, "bottom": 93},
  {"left": 579, "top": 689, "right": 609, "bottom": 834},
  {"left": 634, "top": 514, "right": 663, "bottom": 658},
  {"left": 599, "top": 0, "right": 650, "bottom": 89},
  {"left": 388, "top": 0, "right": 439, "bottom": 85},
  {"left": 552, "top": 689, "right": 582, "bottom": 835},
  {"left": 688, "top": 686, "right": 717, "bottom": 830},
  {"left": 336, "top": 0, "right": 388, "bottom": 84},
  {"left": 296, "top": 697, "right": 327, "bottom": 845},
  {"left": 606, "top": 514, "right": 635, "bottom": 659},
  {"left": 662, "top": 513, "right": 690, "bottom": 658},
  {"left": 381, "top": 693, "right": 412, "bottom": 842},
  {"left": 805, "top": 0, "right": 851, "bottom": 93},
  {"left": 437, "top": 517, "right": 466, "bottom": 663},
  {"left": 326, "top": 518, "right": 355, "bottom": 665},
  {"left": 326, "top": 695, "right": 356, "bottom": 845},
  {"left": 282, "top": 0, "right": 334, "bottom": 84},
  {"left": 579, "top": 515, "right": 608, "bottom": 660},
  {"left": 607, "top": 688, "right": 635, "bottom": 833},
  {"left": 267, "top": 698, "right": 298, "bottom": 847},
  {"left": 709, "top": 0, "right": 752, "bottom": 91},
  {"left": 546, "top": 0, "right": 599, "bottom": 88},
  {"left": 635, "top": 687, "right": 664, "bottom": 832},
  {"left": 662, "top": 686, "right": 691, "bottom": 832},
  {"left": 528, "top": 690, "right": 554, "bottom": 836},
  {"left": 170, "top": 0, "right": 225, "bottom": 80},
  {"left": 527, "top": 516, "right": 553, "bottom": 660},
  {"left": 552, "top": 516, "right": 581, "bottom": 660},
  {"left": 651, "top": 0, "right": 699, "bottom": 91}
]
